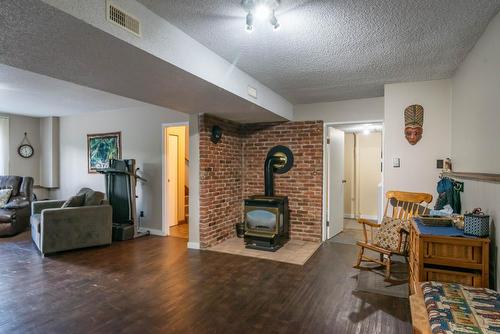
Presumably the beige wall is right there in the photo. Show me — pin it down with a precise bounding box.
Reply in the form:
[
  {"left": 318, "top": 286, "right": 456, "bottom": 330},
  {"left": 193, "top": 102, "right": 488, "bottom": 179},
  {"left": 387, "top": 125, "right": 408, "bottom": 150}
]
[
  {"left": 344, "top": 132, "right": 382, "bottom": 219},
  {"left": 165, "top": 125, "right": 188, "bottom": 225},
  {"left": 358, "top": 133, "right": 382, "bottom": 218},
  {"left": 384, "top": 80, "right": 452, "bottom": 204},
  {"left": 54, "top": 106, "right": 188, "bottom": 232},
  {"left": 294, "top": 97, "right": 384, "bottom": 123},
  {"left": 450, "top": 11, "right": 500, "bottom": 289}
]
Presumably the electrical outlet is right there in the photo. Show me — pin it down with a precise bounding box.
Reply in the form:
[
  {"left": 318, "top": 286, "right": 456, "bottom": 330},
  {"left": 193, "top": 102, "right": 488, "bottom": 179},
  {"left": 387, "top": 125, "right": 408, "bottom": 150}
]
[{"left": 392, "top": 158, "right": 400, "bottom": 168}]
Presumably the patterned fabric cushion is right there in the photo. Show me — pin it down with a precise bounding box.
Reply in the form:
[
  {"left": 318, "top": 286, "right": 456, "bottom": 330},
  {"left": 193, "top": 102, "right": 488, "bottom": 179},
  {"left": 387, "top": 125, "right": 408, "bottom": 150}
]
[
  {"left": 421, "top": 281, "right": 500, "bottom": 334},
  {"left": 0, "top": 188, "right": 12, "bottom": 208},
  {"left": 373, "top": 217, "right": 409, "bottom": 252}
]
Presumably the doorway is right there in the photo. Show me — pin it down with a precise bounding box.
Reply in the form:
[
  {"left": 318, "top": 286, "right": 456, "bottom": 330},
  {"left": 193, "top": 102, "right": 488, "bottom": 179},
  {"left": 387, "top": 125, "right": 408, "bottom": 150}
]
[
  {"left": 163, "top": 124, "right": 189, "bottom": 239},
  {"left": 325, "top": 122, "right": 383, "bottom": 243}
]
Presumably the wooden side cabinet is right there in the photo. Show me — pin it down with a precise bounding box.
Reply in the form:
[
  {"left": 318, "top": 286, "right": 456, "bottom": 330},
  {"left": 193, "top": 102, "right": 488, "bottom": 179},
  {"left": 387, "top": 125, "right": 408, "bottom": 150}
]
[{"left": 408, "top": 219, "right": 490, "bottom": 294}]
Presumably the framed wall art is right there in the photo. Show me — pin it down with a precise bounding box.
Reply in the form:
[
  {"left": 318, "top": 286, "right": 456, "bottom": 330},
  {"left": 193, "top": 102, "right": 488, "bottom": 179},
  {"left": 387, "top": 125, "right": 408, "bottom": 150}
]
[{"left": 87, "top": 132, "right": 122, "bottom": 173}]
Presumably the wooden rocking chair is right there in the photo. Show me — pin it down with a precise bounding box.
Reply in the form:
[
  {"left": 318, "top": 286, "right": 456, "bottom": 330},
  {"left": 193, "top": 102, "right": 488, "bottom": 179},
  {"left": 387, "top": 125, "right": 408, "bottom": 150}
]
[{"left": 354, "top": 191, "right": 433, "bottom": 281}]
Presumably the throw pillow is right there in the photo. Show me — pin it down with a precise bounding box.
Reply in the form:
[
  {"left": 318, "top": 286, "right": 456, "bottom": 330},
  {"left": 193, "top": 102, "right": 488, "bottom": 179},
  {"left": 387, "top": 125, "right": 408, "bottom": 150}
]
[
  {"left": 84, "top": 190, "right": 104, "bottom": 206},
  {"left": 77, "top": 188, "right": 104, "bottom": 206},
  {"left": 61, "top": 194, "right": 86, "bottom": 208},
  {"left": 373, "top": 217, "right": 409, "bottom": 253},
  {"left": 0, "top": 188, "right": 12, "bottom": 208}
]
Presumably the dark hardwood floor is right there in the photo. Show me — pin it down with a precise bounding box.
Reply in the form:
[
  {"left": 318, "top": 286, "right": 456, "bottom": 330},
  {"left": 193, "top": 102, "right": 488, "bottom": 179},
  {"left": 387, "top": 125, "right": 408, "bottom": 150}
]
[{"left": 0, "top": 233, "right": 411, "bottom": 334}]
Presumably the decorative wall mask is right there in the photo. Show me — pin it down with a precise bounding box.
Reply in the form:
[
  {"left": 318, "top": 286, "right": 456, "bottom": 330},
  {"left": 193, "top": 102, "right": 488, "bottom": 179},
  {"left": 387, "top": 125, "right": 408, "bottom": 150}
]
[{"left": 404, "top": 104, "right": 424, "bottom": 145}]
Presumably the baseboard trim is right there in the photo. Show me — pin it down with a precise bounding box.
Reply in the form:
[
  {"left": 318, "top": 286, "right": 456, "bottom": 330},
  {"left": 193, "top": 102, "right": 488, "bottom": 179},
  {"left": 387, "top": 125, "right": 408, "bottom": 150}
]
[
  {"left": 187, "top": 242, "right": 200, "bottom": 250},
  {"left": 138, "top": 228, "right": 167, "bottom": 236}
]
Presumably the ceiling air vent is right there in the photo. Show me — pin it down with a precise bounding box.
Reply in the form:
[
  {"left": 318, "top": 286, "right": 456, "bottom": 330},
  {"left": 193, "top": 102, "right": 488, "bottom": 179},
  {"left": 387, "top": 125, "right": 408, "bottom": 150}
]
[{"left": 106, "top": 2, "right": 141, "bottom": 37}]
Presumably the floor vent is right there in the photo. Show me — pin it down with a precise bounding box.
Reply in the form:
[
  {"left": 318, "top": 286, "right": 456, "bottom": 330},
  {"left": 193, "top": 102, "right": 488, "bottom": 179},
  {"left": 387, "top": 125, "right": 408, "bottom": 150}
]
[{"left": 107, "top": 2, "right": 141, "bottom": 37}]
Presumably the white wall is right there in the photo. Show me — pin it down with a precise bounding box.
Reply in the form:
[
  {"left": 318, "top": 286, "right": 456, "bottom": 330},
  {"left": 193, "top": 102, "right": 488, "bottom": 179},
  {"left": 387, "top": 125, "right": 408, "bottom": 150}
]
[
  {"left": 344, "top": 133, "right": 355, "bottom": 216},
  {"left": 0, "top": 112, "right": 41, "bottom": 184},
  {"left": 383, "top": 80, "right": 452, "bottom": 203},
  {"left": 39, "top": 117, "right": 60, "bottom": 188},
  {"left": 451, "top": 11, "right": 500, "bottom": 289},
  {"left": 294, "top": 97, "right": 384, "bottom": 123},
  {"left": 452, "top": 14, "right": 500, "bottom": 174},
  {"left": 53, "top": 106, "right": 188, "bottom": 232},
  {"left": 187, "top": 113, "right": 200, "bottom": 249}
]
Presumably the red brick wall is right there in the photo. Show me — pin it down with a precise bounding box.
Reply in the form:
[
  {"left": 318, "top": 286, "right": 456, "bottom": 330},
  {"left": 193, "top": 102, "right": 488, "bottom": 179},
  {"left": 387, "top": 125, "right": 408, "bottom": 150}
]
[
  {"left": 198, "top": 115, "right": 323, "bottom": 247},
  {"left": 242, "top": 121, "right": 324, "bottom": 242},
  {"left": 199, "top": 115, "right": 243, "bottom": 248}
]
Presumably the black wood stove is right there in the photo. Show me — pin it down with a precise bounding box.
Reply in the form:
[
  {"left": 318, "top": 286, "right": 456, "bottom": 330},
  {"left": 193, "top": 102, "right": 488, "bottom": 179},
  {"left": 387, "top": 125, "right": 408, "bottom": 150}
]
[{"left": 244, "top": 146, "right": 293, "bottom": 251}]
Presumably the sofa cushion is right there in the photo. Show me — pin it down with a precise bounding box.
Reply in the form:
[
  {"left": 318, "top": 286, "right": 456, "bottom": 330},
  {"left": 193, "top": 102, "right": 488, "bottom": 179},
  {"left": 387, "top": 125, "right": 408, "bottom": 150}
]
[
  {"left": 0, "top": 176, "right": 21, "bottom": 196},
  {"left": 0, "top": 188, "right": 12, "bottom": 208},
  {"left": 0, "top": 208, "right": 14, "bottom": 223},
  {"left": 62, "top": 194, "right": 85, "bottom": 208},
  {"left": 31, "top": 214, "right": 41, "bottom": 232},
  {"left": 374, "top": 217, "right": 409, "bottom": 253}
]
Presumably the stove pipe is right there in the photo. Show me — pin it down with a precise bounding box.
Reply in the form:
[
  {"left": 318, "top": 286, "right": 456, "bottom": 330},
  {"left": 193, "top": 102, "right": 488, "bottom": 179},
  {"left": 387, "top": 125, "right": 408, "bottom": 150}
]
[{"left": 264, "top": 155, "right": 283, "bottom": 197}]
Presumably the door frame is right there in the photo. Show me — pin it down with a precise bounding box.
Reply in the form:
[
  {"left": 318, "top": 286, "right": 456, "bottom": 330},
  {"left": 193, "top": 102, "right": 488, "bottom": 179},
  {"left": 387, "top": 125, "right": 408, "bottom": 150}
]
[
  {"left": 162, "top": 121, "right": 189, "bottom": 237},
  {"left": 322, "top": 120, "right": 384, "bottom": 242}
]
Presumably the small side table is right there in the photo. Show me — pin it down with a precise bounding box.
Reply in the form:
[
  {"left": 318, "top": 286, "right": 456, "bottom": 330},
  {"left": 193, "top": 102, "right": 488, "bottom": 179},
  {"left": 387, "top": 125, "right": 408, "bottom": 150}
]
[{"left": 409, "top": 218, "right": 490, "bottom": 294}]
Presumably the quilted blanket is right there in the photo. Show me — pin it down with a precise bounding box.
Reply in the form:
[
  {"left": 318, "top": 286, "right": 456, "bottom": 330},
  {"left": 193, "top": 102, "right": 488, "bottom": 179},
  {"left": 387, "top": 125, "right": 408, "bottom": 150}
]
[{"left": 421, "top": 281, "right": 500, "bottom": 334}]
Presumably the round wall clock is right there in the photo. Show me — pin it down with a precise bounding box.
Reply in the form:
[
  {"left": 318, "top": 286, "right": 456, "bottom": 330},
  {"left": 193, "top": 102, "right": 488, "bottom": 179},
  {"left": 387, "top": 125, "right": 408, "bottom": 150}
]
[
  {"left": 18, "top": 144, "right": 34, "bottom": 158},
  {"left": 18, "top": 132, "right": 34, "bottom": 158}
]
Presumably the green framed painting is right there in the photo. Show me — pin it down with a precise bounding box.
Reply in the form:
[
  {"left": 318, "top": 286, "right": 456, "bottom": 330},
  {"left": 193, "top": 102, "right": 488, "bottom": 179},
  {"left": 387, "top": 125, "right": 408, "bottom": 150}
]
[{"left": 87, "top": 132, "right": 122, "bottom": 173}]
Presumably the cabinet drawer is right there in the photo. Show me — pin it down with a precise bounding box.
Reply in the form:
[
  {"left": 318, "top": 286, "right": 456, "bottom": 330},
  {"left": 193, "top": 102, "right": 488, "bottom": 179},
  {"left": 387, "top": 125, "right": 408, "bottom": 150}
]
[
  {"left": 422, "top": 239, "right": 484, "bottom": 269},
  {"left": 423, "top": 267, "right": 482, "bottom": 288}
]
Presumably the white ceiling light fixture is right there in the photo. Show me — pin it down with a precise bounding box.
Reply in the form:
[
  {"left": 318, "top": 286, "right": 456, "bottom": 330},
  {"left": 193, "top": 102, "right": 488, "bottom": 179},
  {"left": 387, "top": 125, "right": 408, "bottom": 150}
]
[{"left": 242, "top": 0, "right": 281, "bottom": 32}]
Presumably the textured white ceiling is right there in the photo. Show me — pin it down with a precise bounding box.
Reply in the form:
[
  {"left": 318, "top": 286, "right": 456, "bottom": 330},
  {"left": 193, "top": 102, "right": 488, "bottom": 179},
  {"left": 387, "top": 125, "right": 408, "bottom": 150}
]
[{"left": 138, "top": 0, "right": 500, "bottom": 104}]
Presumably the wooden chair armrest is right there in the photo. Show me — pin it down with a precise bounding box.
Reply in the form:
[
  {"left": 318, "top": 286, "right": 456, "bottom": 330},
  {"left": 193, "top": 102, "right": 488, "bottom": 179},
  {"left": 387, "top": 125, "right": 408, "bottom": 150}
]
[
  {"left": 357, "top": 219, "right": 380, "bottom": 243},
  {"left": 357, "top": 219, "right": 379, "bottom": 228}
]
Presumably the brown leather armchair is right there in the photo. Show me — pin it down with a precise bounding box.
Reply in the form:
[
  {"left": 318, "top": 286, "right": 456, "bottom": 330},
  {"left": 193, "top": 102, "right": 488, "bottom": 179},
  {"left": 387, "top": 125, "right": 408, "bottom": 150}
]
[{"left": 0, "top": 176, "right": 34, "bottom": 236}]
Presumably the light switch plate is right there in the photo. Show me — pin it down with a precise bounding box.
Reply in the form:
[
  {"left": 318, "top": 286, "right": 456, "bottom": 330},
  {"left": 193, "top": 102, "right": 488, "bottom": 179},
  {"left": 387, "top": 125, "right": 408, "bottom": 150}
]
[{"left": 393, "top": 158, "right": 400, "bottom": 168}]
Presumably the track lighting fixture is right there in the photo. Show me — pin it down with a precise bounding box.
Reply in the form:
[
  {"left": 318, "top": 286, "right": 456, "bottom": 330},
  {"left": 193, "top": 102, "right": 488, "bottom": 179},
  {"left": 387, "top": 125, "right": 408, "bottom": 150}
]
[
  {"left": 270, "top": 10, "right": 280, "bottom": 30},
  {"left": 241, "top": 0, "right": 281, "bottom": 32},
  {"left": 246, "top": 12, "right": 254, "bottom": 32}
]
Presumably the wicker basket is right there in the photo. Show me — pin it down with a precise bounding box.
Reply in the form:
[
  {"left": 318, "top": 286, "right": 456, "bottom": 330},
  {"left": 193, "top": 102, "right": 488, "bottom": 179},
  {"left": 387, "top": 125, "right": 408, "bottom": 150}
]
[{"left": 464, "top": 212, "right": 490, "bottom": 237}]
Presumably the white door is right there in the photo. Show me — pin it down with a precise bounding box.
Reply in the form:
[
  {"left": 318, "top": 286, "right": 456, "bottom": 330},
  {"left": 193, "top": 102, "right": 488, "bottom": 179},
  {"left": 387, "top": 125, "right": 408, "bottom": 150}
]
[
  {"left": 327, "top": 127, "right": 345, "bottom": 238},
  {"left": 167, "top": 134, "right": 179, "bottom": 227}
]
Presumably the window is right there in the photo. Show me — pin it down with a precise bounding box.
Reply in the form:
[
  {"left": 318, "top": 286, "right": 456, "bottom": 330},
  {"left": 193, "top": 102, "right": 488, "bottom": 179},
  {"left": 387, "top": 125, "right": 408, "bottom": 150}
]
[{"left": 0, "top": 116, "right": 9, "bottom": 175}]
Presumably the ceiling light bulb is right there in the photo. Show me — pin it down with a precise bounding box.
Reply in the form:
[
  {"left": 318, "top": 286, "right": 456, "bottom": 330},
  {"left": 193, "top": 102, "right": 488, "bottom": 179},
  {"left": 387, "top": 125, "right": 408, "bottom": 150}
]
[
  {"left": 246, "top": 12, "right": 254, "bottom": 32},
  {"left": 363, "top": 129, "right": 371, "bottom": 135},
  {"left": 255, "top": 4, "right": 270, "bottom": 19}
]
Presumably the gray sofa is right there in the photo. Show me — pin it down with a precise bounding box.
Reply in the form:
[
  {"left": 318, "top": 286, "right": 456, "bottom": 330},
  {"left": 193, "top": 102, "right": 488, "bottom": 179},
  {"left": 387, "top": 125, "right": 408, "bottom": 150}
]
[
  {"left": 30, "top": 189, "right": 112, "bottom": 255},
  {"left": 0, "top": 176, "right": 34, "bottom": 237}
]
